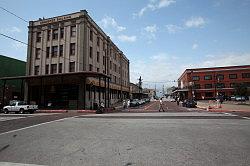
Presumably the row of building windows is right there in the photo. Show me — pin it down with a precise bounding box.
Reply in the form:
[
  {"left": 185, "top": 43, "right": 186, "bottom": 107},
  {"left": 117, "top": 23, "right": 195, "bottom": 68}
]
[
  {"left": 35, "top": 43, "right": 75, "bottom": 59},
  {"left": 37, "top": 27, "right": 126, "bottom": 66},
  {"left": 34, "top": 62, "right": 75, "bottom": 75},
  {"left": 89, "top": 29, "right": 127, "bottom": 66},
  {"left": 192, "top": 82, "right": 250, "bottom": 89},
  {"left": 109, "top": 74, "right": 127, "bottom": 86},
  {"left": 89, "top": 46, "right": 124, "bottom": 75},
  {"left": 90, "top": 30, "right": 106, "bottom": 50},
  {"left": 192, "top": 73, "right": 250, "bottom": 81},
  {"left": 36, "top": 25, "right": 76, "bottom": 42},
  {"left": 86, "top": 64, "right": 126, "bottom": 85}
]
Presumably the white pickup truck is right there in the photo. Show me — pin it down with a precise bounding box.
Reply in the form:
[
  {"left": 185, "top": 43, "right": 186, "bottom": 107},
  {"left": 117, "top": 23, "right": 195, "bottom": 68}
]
[{"left": 3, "top": 101, "right": 38, "bottom": 114}]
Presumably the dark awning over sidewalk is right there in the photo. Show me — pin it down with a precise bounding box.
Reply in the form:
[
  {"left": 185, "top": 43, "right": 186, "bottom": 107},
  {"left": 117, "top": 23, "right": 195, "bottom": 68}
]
[
  {"left": 0, "top": 71, "right": 110, "bottom": 81},
  {"left": 1, "top": 71, "right": 111, "bottom": 109}
]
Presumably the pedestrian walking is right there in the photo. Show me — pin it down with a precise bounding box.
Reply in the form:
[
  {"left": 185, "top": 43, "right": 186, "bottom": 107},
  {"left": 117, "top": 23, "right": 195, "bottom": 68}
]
[
  {"left": 127, "top": 99, "right": 130, "bottom": 109},
  {"left": 177, "top": 97, "right": 180, "bottom": 106},
  {"left": 123, "top": 100, "right": 126, "bottom": 109},
  {"left": 159, "top": 98, "right": 165, "bottom": 112}
]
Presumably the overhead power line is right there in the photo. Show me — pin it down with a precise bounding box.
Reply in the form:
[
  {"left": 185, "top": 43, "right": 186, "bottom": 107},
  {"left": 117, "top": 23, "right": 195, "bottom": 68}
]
[
  {"left": 0, "top": 32, "right": 85, "bottom": 72},
  {"left": 0, "top": 5, "right": 86, "bottom": 54},
  {"left": 0, "top": 33, "right": 27, "bottom": 45},
  {"left": 143, "top": 80, "right": 176, "bottom": 83},
  {"left": 0, "top": 6, "right": 93, "bottom": 74},
  {"left": 0, "top": 5, "right": 109, "bottom": 73},
  {"left": 0, "top": 6, "right": 28, "bottom": 23}
]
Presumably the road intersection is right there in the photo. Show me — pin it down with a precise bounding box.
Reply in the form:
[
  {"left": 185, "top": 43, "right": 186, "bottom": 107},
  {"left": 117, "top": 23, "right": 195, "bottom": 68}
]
[{"left": 0, "top": 101, "right": 249, "bottom": 166}]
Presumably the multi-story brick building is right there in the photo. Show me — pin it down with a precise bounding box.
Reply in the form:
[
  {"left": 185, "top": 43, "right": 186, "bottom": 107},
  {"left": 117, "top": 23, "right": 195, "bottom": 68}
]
[
  {"left": 1, "top": 10, "right": 130, "bottom": 109},
  {"left": 176, "top": 65, "right": 250, "bottom": 100}
]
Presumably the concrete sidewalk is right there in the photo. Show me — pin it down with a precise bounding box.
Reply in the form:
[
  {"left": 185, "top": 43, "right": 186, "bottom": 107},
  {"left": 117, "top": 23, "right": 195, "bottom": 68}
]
[{"left": 197, "top": 100, "right": 250, "bottom": 112}]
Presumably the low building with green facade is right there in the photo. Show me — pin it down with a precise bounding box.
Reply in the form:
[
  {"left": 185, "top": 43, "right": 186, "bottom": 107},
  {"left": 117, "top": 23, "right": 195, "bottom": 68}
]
[{"left": 0, "top": 55, "right": 26, "bottom": 106}]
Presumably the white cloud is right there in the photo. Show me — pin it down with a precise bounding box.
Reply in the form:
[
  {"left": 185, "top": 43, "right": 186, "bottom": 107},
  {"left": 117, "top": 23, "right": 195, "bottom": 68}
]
[
  {"left": 142, "top": 24, "right": 158, "bottom": 43},
  {"left": 98, "top": 16, "right": 126, "bottom": 32},
  {"left": 165, "top": 24, "right": 182, "bottom": 34},
  {"left": 144, "top": 24, "right": 157, "bottom": 33},
  {"left": 12, "top": 41, "right": 26, "bottom": 50},
  {"left": 200, "top": 53, "right": 250, "bottom": 67},
  {"left": 130, "top": 52, "right": 250, "bottom": 88},
  {"left": 117, "top": 35, "right": 137, "bottom": 42},
  {"left": 130, "top": 53, "right": 181, "bottom": 86},
  {"left": 0, "top": 26, "right": 22, "bottom": 33},
  {"left": 165, "top": 16, "right": 207, "bottom": 34},
  {"left": 10, "top": 27, "right": 21, "bottom": 33},
  {"left": 192, "top": 43, "right": 198, "bottom": 50},
  {"left": 134, "top": 0, "right": 176, "bottom": 17},
  {"left": 182, "top": 53, "right": 250, "bottom": 70},
  {"left": 185, "top": 16, "right": 206, "bottom": 28}
]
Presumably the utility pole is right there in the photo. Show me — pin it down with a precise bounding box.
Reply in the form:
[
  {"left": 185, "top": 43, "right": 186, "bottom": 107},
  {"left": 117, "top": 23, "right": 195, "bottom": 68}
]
[
  {"left": 138, "top": 76, "right": 143, "bottom": 99},
  {"left": 154, "top": 84, "right": 157, "bottom": 99},
  {"left": 162, "top": 85, "right": 165, "bottom": 97}
]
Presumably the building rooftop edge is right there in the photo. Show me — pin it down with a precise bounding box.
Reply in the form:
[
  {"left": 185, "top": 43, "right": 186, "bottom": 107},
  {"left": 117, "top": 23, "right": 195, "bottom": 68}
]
[
  {"left": 0, "top": 55, "right": 26, "bottom": 63},
  {"left": 185, "top": 65, "right": 250, "bottom": 71},
  {"left": 29, "top": 10, "right": 129, "bottom": 62},
  {"left": 178, "top": 64, "right": 250, "bottom": 81}
]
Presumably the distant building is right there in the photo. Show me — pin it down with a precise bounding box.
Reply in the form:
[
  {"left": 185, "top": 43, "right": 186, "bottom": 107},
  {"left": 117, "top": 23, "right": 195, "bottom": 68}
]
[
  {"left": 142, "top": 88, "right": 155, "bottom": 99},
  {"left": 130, "top": 83, "right": 141, "bottom": 99},
  {"left": 167, "top": 86, "right": 178, "bottom": 95},
  {"left": 0, "top": 55, "right": 26, "bottom": 105},
  {"left": 176, "top": 65, "right": 250, "bottom": 100},
  {"left": 129, "top": 83, "right": 153, "bottom": 99}
]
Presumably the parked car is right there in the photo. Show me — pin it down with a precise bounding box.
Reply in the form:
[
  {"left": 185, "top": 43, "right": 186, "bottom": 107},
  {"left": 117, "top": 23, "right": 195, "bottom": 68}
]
[
  {"left": 170, "top": 98, "right": 176, "bottom": 102},
  {"left": 182, "top": 99, "right": 197, "bottom": 108},
  {"left": 145, "top": 98, "right": 150, "bottom": 103},
  {"left": 235, "top": 96, "right": 246, "bottom": 101},
  {"left": 3, "top": 101, "right": 38, "bottom": 114},
  {"left": 130, "top": 99, "right": 140, "bottom": 107},
  {"left": 138, "top": 99, "right": 145, "bottom": 105},
  {"left": 230, "top": 96, "right": 236, "bottom": 101}
]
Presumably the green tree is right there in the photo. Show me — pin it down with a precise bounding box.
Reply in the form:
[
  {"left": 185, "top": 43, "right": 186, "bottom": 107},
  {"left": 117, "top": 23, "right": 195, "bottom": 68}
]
[{"left": 234, "top": 83, "right": 247, "bottom": 96}]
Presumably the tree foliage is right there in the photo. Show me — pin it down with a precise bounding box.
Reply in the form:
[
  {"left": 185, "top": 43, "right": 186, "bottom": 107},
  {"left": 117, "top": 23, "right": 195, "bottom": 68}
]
[{"left": 234, "top": 83, "right": 247, "bottom": 96}]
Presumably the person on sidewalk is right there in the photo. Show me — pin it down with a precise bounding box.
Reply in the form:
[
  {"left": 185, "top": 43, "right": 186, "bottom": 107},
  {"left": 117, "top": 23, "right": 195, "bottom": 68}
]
[
  {"left": 123, "top": 100, "right": 126, "bottom": 109},
  {"left": 127, "top": 99, "right": 130, "bottom": 110},
  {"left": 159, "top": 98, "right": 165, "bottom": 112},
  {"left": 177, "top": 97, "right": 180, "bottom": 106}
]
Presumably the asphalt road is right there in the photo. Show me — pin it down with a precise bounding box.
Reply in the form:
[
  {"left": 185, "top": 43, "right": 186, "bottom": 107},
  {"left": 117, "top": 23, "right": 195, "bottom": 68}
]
[{"left": 0, "top": 101, "right": 249, "bottom": 166}]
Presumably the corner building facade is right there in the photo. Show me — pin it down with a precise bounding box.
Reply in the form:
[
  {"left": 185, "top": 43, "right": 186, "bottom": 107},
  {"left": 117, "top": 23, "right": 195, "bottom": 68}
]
[
  {"left": 177, "top": 65, "right": 250, "bottom": 100},
  {"left": 26, "top": 10, "right": 130, "bottom": 109}
]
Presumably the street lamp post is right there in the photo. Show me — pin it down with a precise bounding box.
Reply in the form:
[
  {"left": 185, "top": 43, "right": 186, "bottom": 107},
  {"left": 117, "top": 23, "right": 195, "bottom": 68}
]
[{"left": 189, "top": 81, "right": 195, "bottom": 100}]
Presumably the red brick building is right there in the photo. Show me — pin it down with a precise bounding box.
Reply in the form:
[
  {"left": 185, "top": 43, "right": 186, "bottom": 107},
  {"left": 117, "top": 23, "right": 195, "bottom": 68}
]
[{"left": 176, "top": 65, "right": 250, "bottom": 100}]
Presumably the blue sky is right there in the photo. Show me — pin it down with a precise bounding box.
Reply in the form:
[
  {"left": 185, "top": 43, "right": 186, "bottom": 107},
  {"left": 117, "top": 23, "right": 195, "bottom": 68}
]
[{"left": 0, "top": 0, "right": 250, "bottom": 89}]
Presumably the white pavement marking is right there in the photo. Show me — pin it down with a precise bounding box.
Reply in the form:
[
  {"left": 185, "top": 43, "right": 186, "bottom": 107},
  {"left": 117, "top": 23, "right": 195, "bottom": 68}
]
[
  {"left": 0, "top": 162, "right": 46, "bottom": 166},
  {"left": 242, "top": 117, "right": 250, "bottom": 120},
  {"left": 223, "top": 112, "right": 238, "bottom": 116},
  {"left": 0, "top": 113, "right": 60, "bottom": 122},
  {"left": 0, "top": 115, "right": 80, "bottom": 136},
  {"left": 0, "top": 117, "right": 25, "bottom": 122},
  {"left": 224, "top": 112, "right": 250, "bottom": 120},
  {"left": 143, "top": 102, "right": 156, "bottom": 110}
]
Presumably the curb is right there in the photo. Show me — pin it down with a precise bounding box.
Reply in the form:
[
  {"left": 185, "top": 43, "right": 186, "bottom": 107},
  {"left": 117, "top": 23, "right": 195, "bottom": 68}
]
[
  {"left": 36, "top": 107, "right": 125, "bottom": 114},
  {"left": 36, "top": 110, "right": 68, "bottom": 113},
  {"left": 197, "top": 106, "right": 250, "bottom": 113},
  {"left": 77, "top": 110, "right": 96, "bottom": 113},
  {"left": 77, "top": 108, "right": 118, "bottom": 114},
  {"left": 197, "top": 106, "right": 207, "bottom": 110},
  {"left": 209, "top": 109, "right": 250, "bottom": 113}
]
